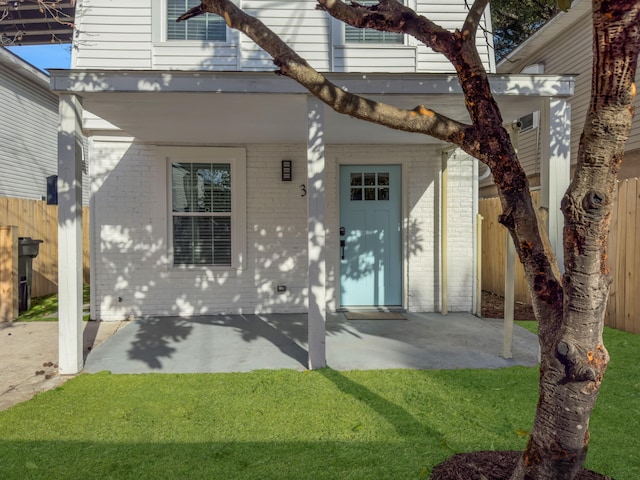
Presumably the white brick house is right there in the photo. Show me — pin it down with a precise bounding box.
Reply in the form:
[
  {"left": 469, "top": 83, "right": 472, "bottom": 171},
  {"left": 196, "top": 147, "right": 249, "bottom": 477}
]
[{"left": 49, "top": 0, "right": 574, "bottom": 373}]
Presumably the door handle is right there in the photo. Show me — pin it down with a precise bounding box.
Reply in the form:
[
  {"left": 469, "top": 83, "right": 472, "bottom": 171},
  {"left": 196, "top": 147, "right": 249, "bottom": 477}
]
[{"left": 340, "top": 239, "right": 345, "bottom": 260}]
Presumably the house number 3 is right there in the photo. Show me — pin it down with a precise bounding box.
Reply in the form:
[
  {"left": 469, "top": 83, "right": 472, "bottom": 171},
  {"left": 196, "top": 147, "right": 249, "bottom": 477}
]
[{"left": 300, "top": 184, "right": 307, "bottom": 197}]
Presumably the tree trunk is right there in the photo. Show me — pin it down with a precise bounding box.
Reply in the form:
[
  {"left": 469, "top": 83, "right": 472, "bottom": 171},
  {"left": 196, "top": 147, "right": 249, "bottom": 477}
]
[{"left": 510, "top": 2, "right": 640, "bottom": 479}]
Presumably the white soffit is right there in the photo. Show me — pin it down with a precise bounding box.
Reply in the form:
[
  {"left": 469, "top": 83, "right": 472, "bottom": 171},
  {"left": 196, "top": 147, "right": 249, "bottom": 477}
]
[{"left": 50, "top": 71, "right": 574, "bottom": 145}]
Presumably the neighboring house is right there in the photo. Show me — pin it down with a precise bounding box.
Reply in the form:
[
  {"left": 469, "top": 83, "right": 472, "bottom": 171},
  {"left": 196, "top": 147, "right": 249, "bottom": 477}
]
[
  {"left": 486, "top": 0, "right": 640, "bottom": 195},
  {"left": 482, "top": 0, "right": 640, "bottom": 277},
  {"left": 0, "top": 46, "right": 89, "bottom": 204},
  {"left": 0, "top": 47, "right": 58, "bottom": 201},
  {"left": 49, "top": 0, "right": 574, "bottom": 373}
]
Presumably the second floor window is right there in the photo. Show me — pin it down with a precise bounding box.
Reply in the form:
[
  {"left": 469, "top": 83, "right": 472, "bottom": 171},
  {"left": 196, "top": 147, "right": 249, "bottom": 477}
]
[
  {"left": 345, "top": 1, "right": 404, "bottom": 44},
  {"left": 167, "top": 0, "right": 226, "bottom": 41}
]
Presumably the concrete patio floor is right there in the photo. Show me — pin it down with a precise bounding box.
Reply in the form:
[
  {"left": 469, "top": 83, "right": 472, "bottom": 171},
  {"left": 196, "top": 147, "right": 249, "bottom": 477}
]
[{"left": 84, "top": 312, "right": 540, "bottom": 374}]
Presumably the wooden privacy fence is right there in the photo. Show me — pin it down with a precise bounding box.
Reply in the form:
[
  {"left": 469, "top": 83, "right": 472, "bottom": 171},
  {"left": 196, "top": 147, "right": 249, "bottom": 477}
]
[
  {"left": 480, "top": 179, "right": 640, "bottom": 334},
  {"left": 480, "top": 191, "right": 541, "bottom": 306},
  {"left": 0, "top": 197, "right": 90, "bottom": 301}
]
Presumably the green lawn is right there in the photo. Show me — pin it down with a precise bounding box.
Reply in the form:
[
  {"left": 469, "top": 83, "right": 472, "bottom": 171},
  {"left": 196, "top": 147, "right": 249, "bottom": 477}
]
[
  {"left": 17, "top": 285, "right": 90, "bottom": 322},
  {"left": 0, "top": 327, "right": 637, "bottom": 479}
]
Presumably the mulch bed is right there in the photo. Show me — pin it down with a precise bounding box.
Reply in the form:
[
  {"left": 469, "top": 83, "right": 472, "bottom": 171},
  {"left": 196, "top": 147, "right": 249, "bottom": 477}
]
[
  {"left": 430, "top": 451, "right": 613, "bottom": 479},
  {"left": 481, "top": 291, "right": 536, "bottom": 321}
]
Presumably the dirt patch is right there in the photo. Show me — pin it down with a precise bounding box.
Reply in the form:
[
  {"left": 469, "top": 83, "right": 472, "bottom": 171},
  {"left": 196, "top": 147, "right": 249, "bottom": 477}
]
[
  {"left": 430, "top": 451, "right": 612, "bottom": 479},
  {"left": 481, "top": 290, "right": 536, "bottom": 321},
  {"left": 0, "top": 320, "right": 128, "bottom": 411}
]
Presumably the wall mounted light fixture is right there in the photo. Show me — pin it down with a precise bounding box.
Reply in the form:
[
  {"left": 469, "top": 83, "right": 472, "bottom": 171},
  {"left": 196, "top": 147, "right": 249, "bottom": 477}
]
[{"left": 281, "top": 160, "right": 292, "bottom": 181}]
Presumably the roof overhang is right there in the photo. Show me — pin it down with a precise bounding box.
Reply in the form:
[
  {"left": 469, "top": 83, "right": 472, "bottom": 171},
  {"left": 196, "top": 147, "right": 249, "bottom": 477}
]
[
  {"left": 49, "top": 70, "right": 575, "bottom": 145},
  {"left": 0, "top": 44, "right": 49, "bottom": 87},
  {"left": 0, "top": 1, "right": 75, "bottom": 45}
]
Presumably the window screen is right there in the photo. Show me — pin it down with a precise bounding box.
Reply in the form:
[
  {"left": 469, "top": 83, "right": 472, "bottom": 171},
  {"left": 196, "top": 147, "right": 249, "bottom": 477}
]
[{"left": 167, "top": 0, "right": 226, "bottom": 41}]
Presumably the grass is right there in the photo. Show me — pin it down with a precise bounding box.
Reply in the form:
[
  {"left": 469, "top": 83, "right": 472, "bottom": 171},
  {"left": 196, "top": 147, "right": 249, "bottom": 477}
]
[
  {"left": 0, "top": 328, "right": 637, "bottom": 479},
  {"left": 17, "top": 284, "right": 90, "bottom": 322}
]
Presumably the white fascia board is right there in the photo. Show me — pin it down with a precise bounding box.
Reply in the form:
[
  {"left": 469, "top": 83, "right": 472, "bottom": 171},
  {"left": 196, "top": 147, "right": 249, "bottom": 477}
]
[
  {"left": 49, "top": 70, "right": 574, "bottom": 98},
  {"left": 0, "top": 47, "right": 50, "bottom": 89}
]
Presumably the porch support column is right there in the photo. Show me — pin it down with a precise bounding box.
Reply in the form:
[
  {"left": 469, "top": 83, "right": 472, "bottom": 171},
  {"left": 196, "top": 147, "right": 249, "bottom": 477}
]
[
  {"left": 58, "top": 93, "right": 84, "bottom": 375},
  {"left": 307, "top": 96, "right": 327, "bottom": 370},
  {"left": 540, "top": 97, "right": 571, "bottom": 271}
]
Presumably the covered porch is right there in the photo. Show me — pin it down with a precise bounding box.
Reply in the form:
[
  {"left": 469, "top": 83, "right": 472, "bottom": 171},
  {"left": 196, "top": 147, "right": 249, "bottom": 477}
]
[
  {"left": 83, "top": 311, "right": 540, "bottom": 374},
  {"left": 50, "top": 70, "right": 574, "bottom": 374}
]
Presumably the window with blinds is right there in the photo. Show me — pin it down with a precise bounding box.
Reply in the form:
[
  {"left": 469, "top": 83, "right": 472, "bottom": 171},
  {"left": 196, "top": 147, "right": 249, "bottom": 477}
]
[
  {"left": 344, "top": 1, "right": 404, "bottom": 44},
  {"left": 167, "top": 0, "right": 226, "bottom": 41},
  {"left": 171, "top": 162, "right": 232, "bottom": 265}
]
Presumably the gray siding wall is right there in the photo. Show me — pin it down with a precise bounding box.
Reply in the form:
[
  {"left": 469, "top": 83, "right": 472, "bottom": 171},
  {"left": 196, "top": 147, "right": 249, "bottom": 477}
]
[
  {"left": 0, "top": 60, "right": 58, "bottom": 201},
  {"left": 73, "top": 0, "right": 494, "bottom": 73},
  {"left": 497, "top": 9, "right": 640, "bottom": 180}
]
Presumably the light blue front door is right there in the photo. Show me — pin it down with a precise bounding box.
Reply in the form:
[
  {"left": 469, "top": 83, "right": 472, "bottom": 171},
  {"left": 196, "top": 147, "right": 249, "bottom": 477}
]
[{"left": 339, "top": 165, "right": 402, "bottom": 307}]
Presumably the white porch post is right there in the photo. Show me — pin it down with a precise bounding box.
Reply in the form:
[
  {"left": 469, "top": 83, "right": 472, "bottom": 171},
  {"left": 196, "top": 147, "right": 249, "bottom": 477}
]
[
  {"left": 307, "top": 96, "right": 327, "bottom": 370},
  {"left": 540, "top": 97, "right": 571, "bottom": 271},
  {"left": 58, "top": 93, "right": 84, "bottom": 375}
]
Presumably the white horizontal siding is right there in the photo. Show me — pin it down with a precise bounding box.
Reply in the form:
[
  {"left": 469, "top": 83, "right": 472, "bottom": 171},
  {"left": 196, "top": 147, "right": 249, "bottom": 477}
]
[
  {"left": 334, "top": 45, "right": 416, "bottom": 72},
  {"left": 240, "top": 1, "right": 331, "bottom": 71},
  {"left": 73, "top": 0, "right": 153, "bottom": 69},
  {"left": 517, "top": 128, "right": 539, "bottom": 178},
  {"left": 153, "top": 43, "right": 239, "bottom": 70},
  {"left": 0, "top": 67, "right": 58, "bottom": 201},
  {"left": 415, "top": 0, "right": 493, "bottom": 73},
  {"left": 73, "top": 0, "right": 493, "bottom": 73}
]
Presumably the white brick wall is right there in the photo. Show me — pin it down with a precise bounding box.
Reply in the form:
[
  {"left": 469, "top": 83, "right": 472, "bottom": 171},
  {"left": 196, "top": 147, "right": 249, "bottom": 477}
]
[
  {"left": 445, "top": 151, "right": 475, "bottom": 311},
  {"left": 90, "top": 139, "right": 474, "bottom": 320}
]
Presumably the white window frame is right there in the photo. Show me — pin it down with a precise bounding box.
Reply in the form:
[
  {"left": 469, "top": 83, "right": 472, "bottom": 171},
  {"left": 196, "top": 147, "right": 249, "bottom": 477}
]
[
  {"left": 164, "top": 147, "right": 246, "bottom": 270},
  {"left": 152, "top": 0, "right": 233, "bottom": 44}
]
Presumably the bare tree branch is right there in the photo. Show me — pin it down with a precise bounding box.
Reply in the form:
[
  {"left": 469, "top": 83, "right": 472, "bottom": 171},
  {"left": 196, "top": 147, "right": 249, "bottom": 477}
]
[
  {"left": 316, "top": 0, "right": 456, "bottom": 59},
  {"left": 462, "top": 0, "right": 491, "bottom": 39}
]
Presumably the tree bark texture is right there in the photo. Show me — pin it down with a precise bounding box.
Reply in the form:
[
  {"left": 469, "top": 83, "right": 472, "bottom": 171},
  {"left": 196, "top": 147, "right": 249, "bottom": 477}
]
[
  {"left": 510, "top": 2, "right": 640, "bottom": 479},
  {"left": 178, "top": 1, "right": 640, "bottom": 479}
]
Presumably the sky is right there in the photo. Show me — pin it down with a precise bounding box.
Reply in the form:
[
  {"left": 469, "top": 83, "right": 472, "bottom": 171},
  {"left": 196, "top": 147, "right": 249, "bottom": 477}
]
[{"left": 6, "top": 43, "right": 72, "bottom": 72}]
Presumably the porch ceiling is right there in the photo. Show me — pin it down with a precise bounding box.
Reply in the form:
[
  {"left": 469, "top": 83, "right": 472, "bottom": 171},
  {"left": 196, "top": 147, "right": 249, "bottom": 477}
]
[{"left": 50, "top": 70, "right": 575, "bottom": 145}]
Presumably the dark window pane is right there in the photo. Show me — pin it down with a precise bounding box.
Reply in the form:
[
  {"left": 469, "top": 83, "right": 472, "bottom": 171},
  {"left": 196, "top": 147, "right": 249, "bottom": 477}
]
[
  {"left": 365, "top": 188, "right": 376, "bottom": 200},
  {"left": 364, "top": 173, "right": 376, "bottom": 186},
  {"left": 213, "top": 217, "right": 232, "bottom": 265},
  {"left": 173, "top": 216, "right": 231, "bottom": 266},
  {"left": 350, "top": 188, "right": 362, "bottom": 201},
  {"left": 379, "top": 187, "right": 389, "bottom": 200},
  {"left": 350, "top": 173, "right": 362, "bottom": 186},
  {"left": 378, "top": 173, "right": 389, "bottom": 186}
]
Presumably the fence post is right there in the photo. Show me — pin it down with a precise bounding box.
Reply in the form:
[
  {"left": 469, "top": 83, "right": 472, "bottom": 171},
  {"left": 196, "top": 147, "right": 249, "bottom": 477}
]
[{"left": 0, "top": 226, "right": 19, "bottom": 322}]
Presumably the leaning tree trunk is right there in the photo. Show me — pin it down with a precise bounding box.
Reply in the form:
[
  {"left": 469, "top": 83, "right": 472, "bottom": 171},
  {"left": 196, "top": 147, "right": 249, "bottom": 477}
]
[{"left": 510, "top": 2, "right": 640, "bottom": 479}]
